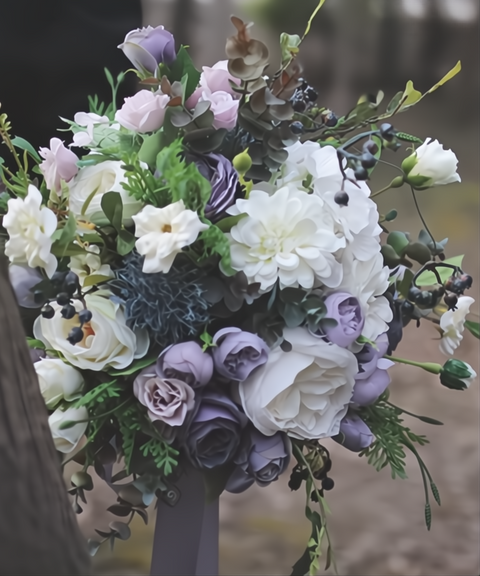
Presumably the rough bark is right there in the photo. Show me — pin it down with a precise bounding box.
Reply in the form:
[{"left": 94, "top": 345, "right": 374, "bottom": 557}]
[{"left": 0, "top": 253, "right": 91, "bottom": 575}]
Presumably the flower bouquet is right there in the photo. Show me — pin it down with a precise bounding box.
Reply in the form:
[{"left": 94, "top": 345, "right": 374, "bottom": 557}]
[{"left": 0, "top": 2, "right": 478, "bottom": 574}]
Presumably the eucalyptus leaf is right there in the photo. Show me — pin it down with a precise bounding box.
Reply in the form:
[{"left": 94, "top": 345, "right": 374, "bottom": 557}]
[
  {"left": 109, "top": 521, "right": 131, "bottom": 540},
  {"left": 117, "top": 229, "right": 136, "bottom": 256},
  {"left": 101, "top": 191, "right": 123, "bottom": 231},
  {"left": 166, "top": 46, "right": 201, "bottom": 100},
  {"left": 138, "top": 131, "right": 164, "bottom": 166},
  {"left": 82, "top": 274, "right": 114, "bottom": 288},
  {"left": 387, "top": 231, "right": 409, "bottom": 255}
]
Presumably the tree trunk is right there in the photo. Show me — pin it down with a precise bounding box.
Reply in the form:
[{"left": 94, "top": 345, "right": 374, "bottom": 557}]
[{"left": 0, "top": 253, "right": 91, "bottom": 575}]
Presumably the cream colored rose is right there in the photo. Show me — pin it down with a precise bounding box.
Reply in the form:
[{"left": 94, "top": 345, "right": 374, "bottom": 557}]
[
  {"left": 33, "top": 291, "right": 149, "bottom": 371},
  {"left": 239, "top": 328, "right": 357, "bottom": 440},
  {"left": 34, "top": 357, "right": 84, "bottom": 409},
  {"left": 48, "top": 405, "right": 88, "bottom": 453},
  {"left": 68, "top": 160, "right": 143, "bottom": 226}
]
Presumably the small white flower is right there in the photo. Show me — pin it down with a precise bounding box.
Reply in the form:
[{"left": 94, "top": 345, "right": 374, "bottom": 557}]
[
  {"left": 48, "top": 405, "right": 88, "bottom": 453},
  {"left": 71, "top": 112, "right": 111, "bottom": 147},
  {"left": 402, "top": 138, "right": 461, "bottom": 188},
  {"left": 439, "top": 296, "right": 475, "bottom": 356},
  {"left": 69, "top": 245, "right": 114, "bottom": 287},
  {"left": 132, "top": 200, "right": 208, "bottom": 274},
  {"left": 338, "top": 252, "right": 393, "bottom": 344},
  {"left": 34, "top": 358, "right": 84, "bottom": 409},
  {"left": 68, "top": 160, "right": 143, "bottom": 226},
  {"left": 239, "top": 328, "right": 358, "bottom": 439},
  {"left": 33, "top": 291, "right": 149, "bottom": 371},
  {"left": 3, "top": 184, "right": 58, "bottom": 278},
  {"left": 227, "top": 186, "right": 344, "bottom": 291}
]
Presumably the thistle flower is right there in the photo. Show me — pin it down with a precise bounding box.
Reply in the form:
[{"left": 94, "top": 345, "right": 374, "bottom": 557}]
[{"left": 110, "top": 252, "right": 211, "bottom": 347}]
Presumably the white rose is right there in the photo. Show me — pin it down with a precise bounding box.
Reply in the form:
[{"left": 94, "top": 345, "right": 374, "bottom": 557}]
[
  {"left": 439, "top": 296, "right": 475, "bottom": 356},
  {"left": 35, "top": 358, "right": 85, "bottom": 409},
  {"left": 68, "top": 161, "right": 143, "bottom": 226},
  {"left": 239, "top": 328, "right": 357, "bottom": 439},
  {"left": 48, "top": 405, "right": 88, "bottom": 453},
  {"left": 33, "top": 291, "right": 149, "bottom": 371},
  {"left": 132, "top": 200, "right": 208, "bottom": 274},
  {"left": 3, "top": 184, "right": 58, "bottom": 278},
  {"left": 402, "top": 138, "right": 461, "bottom": 188}
]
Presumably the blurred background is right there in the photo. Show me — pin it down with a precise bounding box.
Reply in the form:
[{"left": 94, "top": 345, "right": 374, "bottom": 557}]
[
  {"left": 2, "top": 0, "right": 478, "bottom": 574},
  {"left": 88, "top": 1, "right": 479, "bottom": 575}
]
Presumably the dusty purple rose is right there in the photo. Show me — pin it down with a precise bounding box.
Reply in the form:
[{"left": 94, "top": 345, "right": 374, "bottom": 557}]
[
  {"left": 118, "top": 25, "right": 176, "bottom": 74},
  {"left": 133, "top": 368, "right": 195, "bottom": 426},
  {"left": 191, "top": 153, "right": 239, "bottom": 222},
  {"left": 157, "top": 342, "right": 214, "bottom": 389},
  {"left": 335, "top": 412, "right": 374, "bottom": 452},
  {"left": 352, "top": 333, "right": 393, "bottom": 405},
  {"left": 185, "top": 391, "right": 248, "bottom": 469},
  {"left": 226, "top": 427, "right": 291, "bottom": 493},
  {"left": 8, "top": 264, "right": 44, "bottom": 308},
  {"left": 323, "top": 292, "right": 364, "bottom": 347},
  {"left": 212, "top": 327, "right": 269, "bottom": 381},
  {"left": 29, "top": 348, "right": 46, "bottom": 363}
]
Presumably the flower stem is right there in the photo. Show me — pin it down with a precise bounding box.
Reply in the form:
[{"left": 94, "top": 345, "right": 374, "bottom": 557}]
[
  {"left": 384, "top": 355, "right": 442, "bottom": 374},
  {"left": 410, "top": 185, "right": 436, "bottom": 248},
  {"left": 370, "top": 183, "right": 393, "bottom": 199}
]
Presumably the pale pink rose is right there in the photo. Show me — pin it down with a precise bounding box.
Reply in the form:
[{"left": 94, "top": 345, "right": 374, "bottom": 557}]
[
  {"left": 115, "top": 90, "right": 170, "bottom": 133},
  {"left": 199, "top": 91, "right": 239, "bottom": 131},
  {"left": 39, "top": 138, "right": 79, "bottom": 193},
  {"left": 186, "top": 60, "right": 240, "bottom": 109}
]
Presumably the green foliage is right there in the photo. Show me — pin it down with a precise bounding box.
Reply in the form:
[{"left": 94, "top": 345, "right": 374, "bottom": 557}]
[
  {"left": 140, "top": 438, "right": 179, "bottom": 477},
  {"left": 122, "top": 157, "right": 171, "bottom": 207},
  {"left": 416, "top": 255, "right": 464, "bottom": 285},
  {"left": 117, "top": 404, "right": 143, "bottom": 473},
  {"left": 155, "top": 139, "right": 211, "bottom": 214},
  {"left": 465, "top": 320, "right": 480, "bottom": 339},
  {"left": 166, "top": 46, "right": 201, "bottom": 101},
  {"left": 196, "top": 223, "right": 233, "bottom": 272},
  {"left": 74, "top": 379, "right": 123, "bottom": 408}
]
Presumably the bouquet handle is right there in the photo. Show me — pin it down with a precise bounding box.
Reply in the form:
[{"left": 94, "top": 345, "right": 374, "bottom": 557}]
[{"left": 150, "top": 467, "right": 219, "bottom": 575}]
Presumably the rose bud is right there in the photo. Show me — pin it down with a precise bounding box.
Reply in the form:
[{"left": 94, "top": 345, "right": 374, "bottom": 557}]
[
  {"left": 118, "top": 25, "right": 176, "bottom": 75},
  {"left": 334, "top": 412, "right": 374, "bottom": 452},
  {"left": 156, "top": 341, "right": 214, "bottom": 389},
  {"left": 323, "top": 292, "right": 365, "bottom": 347}
]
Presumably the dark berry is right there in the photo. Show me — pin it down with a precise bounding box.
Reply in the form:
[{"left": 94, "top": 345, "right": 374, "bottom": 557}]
[
  {"left": 41, "top": 304, "right": 55, "bottom": 319},
  {"left": 304, "top": 86, "right": 318, "bottom": 102},
  {"left": 289, "top": 121, "right": 304, "bottom": 135},
  {"left": 334, "top": 191, "right": 349, "bottom": 206},
  {"left": 78, "top": 309, "right": 93, "bottom": 325},
  {"left": 354, "top": 166, "right": 369, "bottom": 181},
  {"left": 64, "top": 271, "right": 80, "bottom": 295},
  {"left": 33, "top": 290, "right": 45, "bottom": 304},
  {"left": 324, "top": 112, "right": 338, "bottom": 127},
  {"left": 444, "top": 293, "right": 458, "bottom": 311},
  {"left": 67, "top": 326, "right": 84, "bottom": 345},
  {"left": 56, "top": 292, "right": 70, "bottom": 306},
  {"left": 380, "top": 123, "right": 395, "bottom": 141},
  {"left": 291, "top": 98, "right": 307, "bottom": 113},
  {"left": 51, "top": 271, "right": 67, "bottom": 287},
  {"left": 363, "top": 140, "right": 379, "bottom": 155},
  {"left": 61, "top": 304, "right": 77, "bottom": 319},
  {"left": 288, "top": 468, "right": 303, "bottom": 491},
  {"left": 310, "top": 490, "right": 320, "bottom": 503},
  {"left": 321, "top": 477, "right": 335, "bottom": 491},
  {"left": 360, "top": 151, "right": 377, "bottom": 169}
]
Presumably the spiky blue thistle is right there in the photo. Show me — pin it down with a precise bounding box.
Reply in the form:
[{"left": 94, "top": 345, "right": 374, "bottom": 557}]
[{"left": 110, "top": 252, "right": 210, "bottom": 348}]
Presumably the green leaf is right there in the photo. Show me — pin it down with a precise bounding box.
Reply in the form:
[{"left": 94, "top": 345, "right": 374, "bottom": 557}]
[
  {"left": 416, "top": 255, "right": 464, "bottom": 286},
  {"left": 116, "top": 229, "right": 136, "bottom": 256},
  {"left": 100, "top": 191, "right": 123, "bottom": 231},
  {"left": 465, "top": 320, "right": 480, "bottom": 339},
  {"left": 26, "top": 337, "right": 46, "bottom": 350},
  {"left": 215, "top": 214, "right": 246, "bottom": 232},
  {"left": 82, "top": 274, "right": 114, "bottom": 288},
  {"left": 138, "top": 131, "right": 164, "bottom": 166},
  {"left": 387, "top": 231, "right": 409, "bottom": 255},
  {"left": 52, "top": 214, "right": 77, "bottom": 257},
  {"left": 167, "top": 46, "right": 201, "bottom": 100},
  {"left": 108, "top": 356, "right": 157, "bottom": 377},
  {"left": 11, "top": 136, "right": 41, "bottom": 161},
  {"left": 197, "top": 224, "right": 233, "bottom": 273},
  {"left": 397, "top": 269, "right": 414, "bottom": 299}
]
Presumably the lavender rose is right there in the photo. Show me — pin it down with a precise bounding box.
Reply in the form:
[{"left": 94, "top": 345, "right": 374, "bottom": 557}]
[
  {"left": 118, "top": 26, "right": 176, "bottom": 74},
  {"left": 157, "top": 341, "right": 214, "bottom": 389},
  {"left": 352, "top": 334, "right": 393, "bottom": 406},
  {"left": 335, "top": 412, "right": 373, "bottom": 452},
  {"left": 190, "top": 153, "right": 239, "bottom": 222},
  {"left": 226, "top": 427, "right": 291, "bottom": 493},
  {"left": 323, "top": 292, "right": 364, "bottom": 347},
  {"left": 133, "top": 368, "right": 195, "bottom": 426},
  {"left": 185, "top": 391, "right": 248, "bottom": 469},
  {"left": 8, "top": 264, "right": 44, "bottom": 308},
  {"left": 212, "top": 327, "right": 269, "bottom": 381}
]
